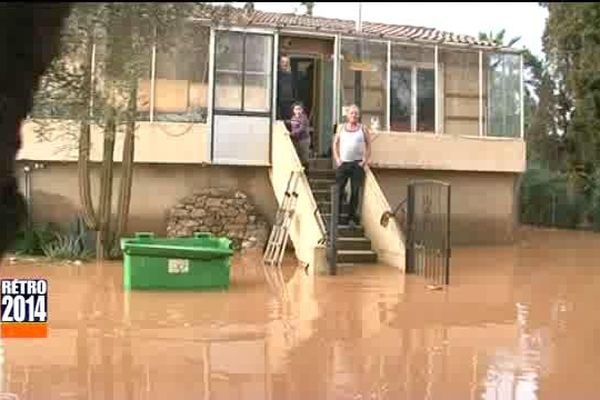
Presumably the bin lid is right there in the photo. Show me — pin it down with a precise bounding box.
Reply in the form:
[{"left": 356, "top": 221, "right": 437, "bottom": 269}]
[{"left": 122, "top": 243, "right": 233, "bottom": 260}]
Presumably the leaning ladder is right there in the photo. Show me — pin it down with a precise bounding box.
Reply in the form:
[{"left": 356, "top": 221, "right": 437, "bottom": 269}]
[{"left": 263, "top": 171, "right": 301, "bottom": 268}]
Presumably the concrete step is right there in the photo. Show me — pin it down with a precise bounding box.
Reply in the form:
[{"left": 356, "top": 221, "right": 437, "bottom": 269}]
[
  {"left": 313, "top": 190, "right": 332, "bottom": 202},
  {"left": 309, "top": 179, "right": 336, "bottom": 191},
  {"left": 321, "top": 213, "right": 353, "bottom": 223},
  {"left": 337, "top": 250, "right": 378, "bottom": 264},
  {"left": 309, "top": 158, "right": 333, "bottom": 170},
  {"left": 337, "top": 237, "right": 372, "bottom": 251},
  {"left": 318, "top": 202, "right": 353, "bottom": 214},
  {"left": 307, "top": 169, "right": 335, "bottom": 180},
  {"left": 338, "top": 225, "right": 365, "bottom": 238}
]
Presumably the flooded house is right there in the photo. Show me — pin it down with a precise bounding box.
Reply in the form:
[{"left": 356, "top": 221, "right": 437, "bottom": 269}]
[{"left": 16, "top": 7, "right": 525, "bottom": 270}]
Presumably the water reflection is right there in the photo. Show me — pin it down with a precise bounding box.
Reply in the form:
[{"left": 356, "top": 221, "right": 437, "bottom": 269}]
[{"left": 1, "top": 228, "right": 600, "bottom": 398}]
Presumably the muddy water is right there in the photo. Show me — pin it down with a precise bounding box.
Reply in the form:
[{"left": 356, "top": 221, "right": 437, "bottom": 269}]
[{"left": 0, "top": 227, "right": 600, "bottom": 399}]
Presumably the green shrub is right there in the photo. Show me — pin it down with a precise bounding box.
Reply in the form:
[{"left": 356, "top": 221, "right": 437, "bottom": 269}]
[
  {"left": 12, "top": 223, "right": 62, "bottom": 256},
  {"left": 519, "top": 167, "right": 583, "bottom": 229}
]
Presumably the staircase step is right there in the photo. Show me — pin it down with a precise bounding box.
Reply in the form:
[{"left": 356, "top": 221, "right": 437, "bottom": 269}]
[
  {"left": 338, "top": 225, "right": 365, "bottom": 238},
  {"left": 309, "top": 179, "right": 336, "bottom": 191},
  {"left": 313, "top": 190, "right": 332, "bottom": 202},
  {"left": 309, "top": 158, "right": 333, "bottom": 170},
  {"left": 321, "top": 213, "right": 352, "bottom": 222},
  {"left": 337, "top": 237, "right": 372, "bottom": 251},
  {"left": 308, "top": 169, "right": 335, "bottom": 180},
  {"left": 337, "top": 250, "right": 378, "bottom": 264},
  {"left": 318, "top": 202, "right": 353, "bottom": 213}
]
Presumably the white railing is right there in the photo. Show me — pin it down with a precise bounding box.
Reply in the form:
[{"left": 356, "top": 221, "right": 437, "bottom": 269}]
[
  {"left": 361, "top": 167, "right": 406, "bottom": 270},
  {"left": 269, "top": 122, "right": 326, "bottom": 269}
]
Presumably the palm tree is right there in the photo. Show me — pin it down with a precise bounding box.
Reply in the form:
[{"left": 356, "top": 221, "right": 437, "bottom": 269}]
[{"left": 478, "top": 29, "right": 521, "bottom": 47}]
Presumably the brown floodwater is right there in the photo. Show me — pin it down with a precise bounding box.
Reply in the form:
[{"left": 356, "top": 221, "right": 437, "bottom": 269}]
[{"left": 0, "top": 227, "right": 600, "bottom": 399}]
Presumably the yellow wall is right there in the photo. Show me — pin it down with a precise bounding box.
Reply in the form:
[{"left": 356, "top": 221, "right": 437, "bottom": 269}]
[
  {"left": 370, "top": 131, "right": 526, "bottom": 173},
  {"left": 372, "top": 168, "right": 518, "bottom": 245},
  {"left": 441, "top": 50, "right": 481, "bottom": 136},
  {"left": 16, "top": 162, "right": 278, "bottom": 235},
  {"left": 18, "top": 120, "right": 210, "bottom": 164}
]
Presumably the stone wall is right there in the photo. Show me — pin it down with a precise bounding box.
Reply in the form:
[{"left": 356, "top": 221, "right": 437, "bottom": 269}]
[{"left": 166, "top": 188, "right": 270, "bottom": 250}]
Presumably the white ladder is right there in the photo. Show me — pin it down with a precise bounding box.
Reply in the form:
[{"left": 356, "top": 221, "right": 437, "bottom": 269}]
[{"left": 262, "top": 171, "right": 301, "bottom": 268}]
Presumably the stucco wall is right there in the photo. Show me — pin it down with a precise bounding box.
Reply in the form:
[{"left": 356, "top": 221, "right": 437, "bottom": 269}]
[
  {"left": 372, "top": 168, "right": 519, "bottom": 245},
  {"left": 16, "top": 162, "right": 278, "bottom": 235},
  {"left": 370, "top": 132, "right": 526, "bottom": 173},
  {"left": 18, "top": 120, "right": 211, "bottom": 164}
]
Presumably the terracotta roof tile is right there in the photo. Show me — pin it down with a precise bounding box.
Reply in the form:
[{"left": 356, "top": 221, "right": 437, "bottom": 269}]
[{"left": 198, "top": 7, "right": 500, "bottom": 48}]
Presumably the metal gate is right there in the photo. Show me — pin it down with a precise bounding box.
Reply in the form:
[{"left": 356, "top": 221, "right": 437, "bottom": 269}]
[{"left": 406, "top": 180, "right": 451, "bottom": 286}]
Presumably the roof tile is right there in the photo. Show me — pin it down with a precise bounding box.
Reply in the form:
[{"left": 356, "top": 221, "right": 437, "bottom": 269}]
[{"left": 198, "top": 7, "right": 500, "bottom": 49}]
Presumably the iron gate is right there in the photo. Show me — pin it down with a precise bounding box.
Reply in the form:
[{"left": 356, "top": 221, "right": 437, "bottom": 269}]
[{"left": 406, "top": 180, "right": 451, "bottom": 286}]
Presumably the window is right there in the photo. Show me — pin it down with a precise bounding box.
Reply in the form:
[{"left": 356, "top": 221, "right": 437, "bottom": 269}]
[
  {"left": 390, "top": 45, "right": 436, "bottom": 133},
  {"left": 390, "top": 67, "right": 412, "bottom": 131},
  {"left": 439, "top": 49, "right": 479, "bottom": 136},
  {"left": 487, "top": 52, "right": 521, "bottom": 137},
  {"left": 340, "top": 39, "right": 387, "bottom": 130},
  {"left": 417, "top": 69, "right": 435, "bottom": 132},
  {"left": 154, "top": 24, "right": 210, "bottom": 123},
  {"left": 214, "top": 31, "right": 272, "bottom": 114}
]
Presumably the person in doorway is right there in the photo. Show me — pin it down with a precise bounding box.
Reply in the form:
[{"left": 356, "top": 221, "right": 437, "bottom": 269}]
[
  {"left": 277, "top": 55, "right": 295, "bottom": 122},
  {"left": 332, "top": 104, "right": 372, "bottom": 227},
  {"left": 289, "top": 102, "right": 311, "bottom": 172}
]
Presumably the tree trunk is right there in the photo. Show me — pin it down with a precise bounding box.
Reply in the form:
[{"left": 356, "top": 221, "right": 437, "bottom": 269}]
[
  {"left": 78, "top": 36, "right": 98, "bottom": 231},
  {"left": 113, "top": 83, "right": 136, "bottom": 253},
  {"left": 78, "top": 121, "right": 98, "bottom": 229},
  {"left": 97, "top": 106, "right": 117, "bottom": 259}
]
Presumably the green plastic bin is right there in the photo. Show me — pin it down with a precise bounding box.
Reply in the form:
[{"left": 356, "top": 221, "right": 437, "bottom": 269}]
[{"left": 120, "top": 232, "right": 234, "bottom": 291}]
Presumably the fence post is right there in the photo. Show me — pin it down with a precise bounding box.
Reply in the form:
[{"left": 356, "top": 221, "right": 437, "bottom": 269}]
[
  {"left": 328, "top": 184, "right": 339, "bottom": 276},
  {"left": 551, "top": 192, "right": 556, "bottom": 226},
  {"left": 445, "top": 184, "right": 451, "bottom": 285},
  {"left": 405, "top": 184, "right": 414, "bottom": 274}
]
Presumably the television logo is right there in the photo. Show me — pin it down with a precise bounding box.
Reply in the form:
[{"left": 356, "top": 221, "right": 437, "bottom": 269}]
[{"left": 0, "top": 279, "right": 48, "bottom": 338}]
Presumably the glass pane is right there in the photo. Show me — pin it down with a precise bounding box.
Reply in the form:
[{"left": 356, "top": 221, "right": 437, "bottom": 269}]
[
  {"left": 439, "top": 49, "right": 480, "bottom": 136},
  {"left": 487, "top": 53, "right": 521, "bottom": 137},
  {"left": 390, "top": 45, "right": 435, "bottom": 132},
  {"left": 155, "top": 24, "right": 210, "bottom": 122},
  {"left": 215, "top": 72, "right": 243, "bottom": 110},
  {"left": 244, "top": 74, "right": 270, "bottom": 112},
  {"left": 245, "top": 35, "right": 272, "bottom": 73},
  {"left": 417, "top": 69, "right": 435, "bottom": 132},
  {"left": 390, "top": 67, "right": 412, "bottom": 132},
  {"left": 216, "top": 31, "right": 244, "bottom": 72},
  {"left": 340, "top": 39, "right": 387, "bottom": 130}
]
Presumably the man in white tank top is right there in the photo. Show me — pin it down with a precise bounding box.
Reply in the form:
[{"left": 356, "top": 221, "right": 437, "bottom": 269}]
[{"left": 332, "top": 104, "right": 372, "bottom": 227}]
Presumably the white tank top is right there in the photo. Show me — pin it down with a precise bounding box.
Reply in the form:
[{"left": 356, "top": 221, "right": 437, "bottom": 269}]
[{"left": 339, "top": 123, "right": 366, "bottom": 162}]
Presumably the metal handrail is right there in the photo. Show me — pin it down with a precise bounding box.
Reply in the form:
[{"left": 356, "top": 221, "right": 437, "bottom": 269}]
[
  {"left": 326, "top": 185, "right": 339, "bottom": 276},
  {"left": 380, "top": 198, "right": 407, "bottom": 228},
  {"left": 314, "top": 207, "right": 328, "bottom": 245}
]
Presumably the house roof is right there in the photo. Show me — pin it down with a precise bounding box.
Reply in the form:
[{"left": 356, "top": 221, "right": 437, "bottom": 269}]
[{"left": 196, "top": 6, "right": 515, "bottom": 51}]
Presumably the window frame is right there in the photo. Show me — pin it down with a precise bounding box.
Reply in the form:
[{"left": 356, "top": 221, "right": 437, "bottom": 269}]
[
  {"left": 151, "top": 24, "right": 211, "bottom": 123},
  {"left": 213, "top": 31, "right": 273, "bottom": 117},
  {"left": 390, "top": 60, "right": 443, "bottom": 133}
]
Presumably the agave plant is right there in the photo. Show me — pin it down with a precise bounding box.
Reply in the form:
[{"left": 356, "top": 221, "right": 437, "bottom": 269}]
[{"left": 41, "top": 231, "right": 94, "bottom": 261}]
